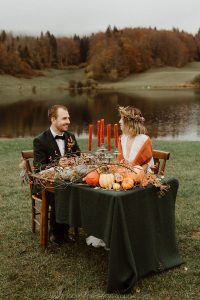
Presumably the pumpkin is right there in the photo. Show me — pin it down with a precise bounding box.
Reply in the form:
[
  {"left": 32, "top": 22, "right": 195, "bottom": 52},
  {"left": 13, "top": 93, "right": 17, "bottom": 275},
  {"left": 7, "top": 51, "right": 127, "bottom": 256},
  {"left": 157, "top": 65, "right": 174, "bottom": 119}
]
[
  {"left": 112, "top": 182, "right": 121, "bottom": 191},
  {"left": 75, "top": 164, "right": 93, "bottom": 177},
  {"left": 83, "top": 170, "right": 100, "bottom": 186},
  {"left": 99, "top": 173, "right": 115, "bottom": 189},
  {"left": 121, "top": 177, "right": 134, "bottom": 190},
  {"left": 114, "top": 167, "right": 129, "bottom": 177},
  {"left": 60, "top": 169, "right": 75, "bottom": 181},
  {"left": 131, "top": 165, "right": 145, "bottom": 183}
]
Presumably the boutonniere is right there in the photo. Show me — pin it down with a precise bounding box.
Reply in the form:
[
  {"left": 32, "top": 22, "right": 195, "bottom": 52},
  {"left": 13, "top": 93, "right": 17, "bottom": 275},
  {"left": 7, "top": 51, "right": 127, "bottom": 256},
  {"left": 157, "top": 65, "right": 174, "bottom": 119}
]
[{"left": 66, "top": 136, "right": 75, "bottom": 152}]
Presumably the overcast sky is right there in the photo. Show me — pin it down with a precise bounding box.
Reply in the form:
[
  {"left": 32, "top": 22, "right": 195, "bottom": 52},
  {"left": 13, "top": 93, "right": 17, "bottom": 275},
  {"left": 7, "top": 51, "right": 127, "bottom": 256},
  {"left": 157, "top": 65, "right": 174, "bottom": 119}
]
[{"left": 0, "top": 0, "right": 199, "bottom": 37}]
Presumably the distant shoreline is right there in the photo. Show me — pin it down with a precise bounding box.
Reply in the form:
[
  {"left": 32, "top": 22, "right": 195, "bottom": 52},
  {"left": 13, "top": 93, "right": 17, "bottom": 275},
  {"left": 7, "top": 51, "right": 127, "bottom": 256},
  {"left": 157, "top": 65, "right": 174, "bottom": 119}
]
[{"left": 0, "top": 61, "right": 200, "bottom": 104}]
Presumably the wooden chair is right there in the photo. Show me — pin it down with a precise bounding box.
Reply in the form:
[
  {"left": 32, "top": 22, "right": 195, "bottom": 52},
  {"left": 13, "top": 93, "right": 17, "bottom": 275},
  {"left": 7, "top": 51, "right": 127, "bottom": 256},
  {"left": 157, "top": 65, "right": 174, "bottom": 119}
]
[
  {"left": 152, "top": 150, "right": 170, "bottom": 176},
  {"left": 21, "top": 150, "right": 79, "bottom": 248},
  {"left": 21, "top": 150, "right": 50, "bottom": 248}
]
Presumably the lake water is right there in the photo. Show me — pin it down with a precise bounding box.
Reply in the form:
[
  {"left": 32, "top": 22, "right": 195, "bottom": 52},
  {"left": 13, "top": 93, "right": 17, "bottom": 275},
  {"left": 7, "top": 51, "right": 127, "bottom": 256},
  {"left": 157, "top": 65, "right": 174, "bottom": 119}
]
[{"left": 0, "top": 89, "right": 200, "bottom": 140}]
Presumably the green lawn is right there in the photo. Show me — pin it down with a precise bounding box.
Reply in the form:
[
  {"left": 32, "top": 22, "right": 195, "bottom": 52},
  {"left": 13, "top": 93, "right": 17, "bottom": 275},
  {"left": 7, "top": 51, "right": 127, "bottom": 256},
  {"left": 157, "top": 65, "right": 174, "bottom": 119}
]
[{"left": 0, "top": 139, "right": 199, "bottom": 299}]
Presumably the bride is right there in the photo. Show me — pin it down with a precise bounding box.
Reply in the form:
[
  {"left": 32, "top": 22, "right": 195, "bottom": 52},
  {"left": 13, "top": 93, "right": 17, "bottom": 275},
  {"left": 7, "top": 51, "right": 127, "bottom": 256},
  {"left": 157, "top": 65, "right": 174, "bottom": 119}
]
[
  {"left": 117, "top": 106, "right": 154, "bottom": 171},
  {"left": 86, "top": 106, "right": 154, "bottom": 249}
]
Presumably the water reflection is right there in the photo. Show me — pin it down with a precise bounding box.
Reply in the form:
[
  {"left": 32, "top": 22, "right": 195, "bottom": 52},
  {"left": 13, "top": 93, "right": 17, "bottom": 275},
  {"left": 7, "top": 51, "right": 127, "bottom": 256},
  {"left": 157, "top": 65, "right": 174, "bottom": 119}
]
[{"left": 0, "top": 90, "right": 200, "bottom": 140}]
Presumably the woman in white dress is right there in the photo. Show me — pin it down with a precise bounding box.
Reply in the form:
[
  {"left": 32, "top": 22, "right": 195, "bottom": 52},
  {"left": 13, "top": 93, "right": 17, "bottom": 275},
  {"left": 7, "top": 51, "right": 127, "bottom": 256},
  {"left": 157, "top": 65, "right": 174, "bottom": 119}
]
[{"left": 117, "top": 106, "right": 154, "bottom": 171}]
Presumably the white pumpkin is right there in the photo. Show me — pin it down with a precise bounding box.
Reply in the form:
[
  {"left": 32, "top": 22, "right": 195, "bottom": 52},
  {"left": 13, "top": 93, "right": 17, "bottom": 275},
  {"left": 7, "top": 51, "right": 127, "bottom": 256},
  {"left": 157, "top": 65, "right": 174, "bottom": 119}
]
[{"left": 99, "top": 173, "right": 115, "bottom": 189}]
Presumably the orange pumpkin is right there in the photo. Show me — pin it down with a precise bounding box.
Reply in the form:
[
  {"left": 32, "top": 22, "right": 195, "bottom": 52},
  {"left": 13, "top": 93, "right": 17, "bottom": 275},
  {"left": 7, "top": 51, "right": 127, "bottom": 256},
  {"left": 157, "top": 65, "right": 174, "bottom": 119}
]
[
  {"left": 121, "top": 177, "right": 134, "bottom": 190},
  {"left": 83, "top": 170, "right": 100, "bottom": 186}
]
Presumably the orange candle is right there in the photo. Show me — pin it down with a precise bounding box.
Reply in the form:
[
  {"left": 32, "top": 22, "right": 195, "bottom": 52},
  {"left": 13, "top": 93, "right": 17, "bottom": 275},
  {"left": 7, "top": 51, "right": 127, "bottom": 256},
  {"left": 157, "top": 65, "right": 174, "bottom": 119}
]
[
  {"left": 107, "top": 124, "right": 111, "bottom": 151},
  {"left": 88, "top": 124, "right": 93, "bottom": 151},
  {"left": 114, "top": 123, "right": 118, "bottom": 148},
  {"left": 101, "top": 119, "right": 104, "bottom": 144},
  {"left": 97, "top": 120, "right": 101, "bottom": 147}
]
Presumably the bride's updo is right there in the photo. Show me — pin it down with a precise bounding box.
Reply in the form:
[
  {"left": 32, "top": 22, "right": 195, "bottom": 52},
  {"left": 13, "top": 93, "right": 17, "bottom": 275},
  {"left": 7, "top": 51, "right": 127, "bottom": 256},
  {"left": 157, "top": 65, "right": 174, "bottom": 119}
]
[{"left": 118, "top": 106, "right": 147, "bottom": 136}]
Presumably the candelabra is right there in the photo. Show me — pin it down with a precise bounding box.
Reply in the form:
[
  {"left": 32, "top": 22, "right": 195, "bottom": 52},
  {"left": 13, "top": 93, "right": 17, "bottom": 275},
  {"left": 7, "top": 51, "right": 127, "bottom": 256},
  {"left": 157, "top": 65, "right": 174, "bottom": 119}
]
[{"left": 85, "top": 144, "right": 119, "bottom": 166}]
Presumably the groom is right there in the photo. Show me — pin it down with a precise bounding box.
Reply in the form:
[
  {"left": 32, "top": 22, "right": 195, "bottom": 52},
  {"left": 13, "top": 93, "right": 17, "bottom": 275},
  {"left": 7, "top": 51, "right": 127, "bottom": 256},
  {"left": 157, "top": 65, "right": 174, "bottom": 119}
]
[{"left": 33, "top": 104, "right": 80, "bottom": 245}]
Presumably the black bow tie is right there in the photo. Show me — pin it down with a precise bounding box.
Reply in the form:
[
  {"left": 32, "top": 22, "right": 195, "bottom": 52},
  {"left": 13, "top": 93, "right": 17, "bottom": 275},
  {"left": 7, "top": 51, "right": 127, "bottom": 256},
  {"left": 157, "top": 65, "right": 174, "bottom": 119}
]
[{"left": 55, "top": 135, "right": 65, "bottom": 140}]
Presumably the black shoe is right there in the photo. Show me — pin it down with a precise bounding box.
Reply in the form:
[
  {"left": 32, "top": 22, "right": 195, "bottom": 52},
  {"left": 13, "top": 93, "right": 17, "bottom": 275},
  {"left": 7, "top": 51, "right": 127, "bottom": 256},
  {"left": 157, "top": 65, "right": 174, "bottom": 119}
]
[
  {"left": 63, "top": 234, "right": 76, "bottom": 244},
  {"left": 49, "top": 234, "right": 63, "bottom": 246}
]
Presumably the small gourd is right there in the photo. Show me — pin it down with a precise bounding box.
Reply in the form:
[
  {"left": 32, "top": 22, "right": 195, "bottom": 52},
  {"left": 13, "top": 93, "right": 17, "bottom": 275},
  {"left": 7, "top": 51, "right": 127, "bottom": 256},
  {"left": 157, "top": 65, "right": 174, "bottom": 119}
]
[
  {"left": 121, "top": 177, "right": 134, "bottom": 190},
  {"left": 99, "top": 173, "right": 115, "bottom": 189},
  {"left": 112, "top": 182, "right": 121, "bottom": 191}
]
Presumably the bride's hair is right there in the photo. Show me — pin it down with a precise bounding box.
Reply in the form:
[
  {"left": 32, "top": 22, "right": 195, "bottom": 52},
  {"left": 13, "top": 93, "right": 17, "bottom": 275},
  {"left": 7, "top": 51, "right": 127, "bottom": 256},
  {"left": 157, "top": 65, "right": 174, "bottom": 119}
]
[{"left": 118, "top": 106, "right": 147, "bottom": 136}]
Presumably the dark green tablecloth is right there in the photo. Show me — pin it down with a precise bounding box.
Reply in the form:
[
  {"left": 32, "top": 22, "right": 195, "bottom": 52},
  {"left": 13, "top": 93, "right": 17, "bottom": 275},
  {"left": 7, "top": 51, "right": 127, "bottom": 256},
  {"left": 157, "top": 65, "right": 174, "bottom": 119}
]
[{"left": 54, "top": 178, "right": 183, "bottom": 293}]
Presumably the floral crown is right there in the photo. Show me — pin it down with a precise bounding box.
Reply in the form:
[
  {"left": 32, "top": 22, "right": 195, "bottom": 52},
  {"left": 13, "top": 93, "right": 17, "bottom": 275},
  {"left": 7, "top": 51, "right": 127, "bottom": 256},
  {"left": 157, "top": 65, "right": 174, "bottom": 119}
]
[{"left": 118, "top": 106, "right": 145, "bottom": 123}]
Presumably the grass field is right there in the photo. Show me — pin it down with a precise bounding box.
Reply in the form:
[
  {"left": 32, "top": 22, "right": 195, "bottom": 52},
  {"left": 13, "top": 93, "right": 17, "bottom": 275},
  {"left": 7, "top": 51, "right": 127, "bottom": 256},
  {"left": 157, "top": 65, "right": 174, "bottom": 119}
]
[
  {"left": 104, "top": 62, "right": 200, "bottom": 91},
  {"left": 0, "top": 68, "right": 86, "bottom": 104},
  {"left": 0, "top": 139, "right": 200, "bottom": 299}
]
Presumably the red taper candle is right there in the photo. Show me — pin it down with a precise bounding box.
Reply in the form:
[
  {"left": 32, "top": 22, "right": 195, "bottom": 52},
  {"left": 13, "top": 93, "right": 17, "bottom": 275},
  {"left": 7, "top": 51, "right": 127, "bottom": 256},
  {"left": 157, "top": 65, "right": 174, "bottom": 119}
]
[
  {"left": 97, "top": 120, "right": 101, "bottom": 147},
  {"left": 88, "top": 124, "right": 93, "bottom": 151},
  {"left": 107, "top": 124, "right": 111, "bottom": 151},
  {"left": 114, "top": 123, "right": 119, "bottom": 148},
  {"left": 101, "top": 119, "right": 104, "bottom": 144}
]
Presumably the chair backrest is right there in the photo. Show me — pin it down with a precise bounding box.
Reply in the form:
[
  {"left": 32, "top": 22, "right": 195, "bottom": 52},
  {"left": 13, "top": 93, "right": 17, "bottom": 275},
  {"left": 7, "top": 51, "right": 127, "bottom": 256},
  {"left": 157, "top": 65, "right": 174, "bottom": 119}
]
[
  {"left": 152, "top": 149, "right": 170, "bottom": 176},
  {"left": 21, "top": 150, "right": 34, "bottom": 174}
]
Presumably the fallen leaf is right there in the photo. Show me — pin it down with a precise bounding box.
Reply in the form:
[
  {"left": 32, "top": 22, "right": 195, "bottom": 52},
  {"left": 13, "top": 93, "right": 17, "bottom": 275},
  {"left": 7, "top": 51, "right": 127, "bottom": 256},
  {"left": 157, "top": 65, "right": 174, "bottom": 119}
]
[{"left": 192, "top": 231, "right": 200, "bottom": 238}]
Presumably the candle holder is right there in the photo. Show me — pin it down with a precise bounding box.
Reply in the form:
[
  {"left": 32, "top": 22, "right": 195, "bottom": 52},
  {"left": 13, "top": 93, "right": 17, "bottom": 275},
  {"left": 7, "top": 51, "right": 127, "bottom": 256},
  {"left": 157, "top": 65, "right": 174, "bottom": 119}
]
[
  {"left": 113, "top": 149, "right": 119, "bottom": 160},
  {"left": 105, "top": 152, "right": 113, "bottom": 164},
  {"left": 95, "top": 144, "right": 107, "bottom": 163},
  {"left": 85, "top": 152, "right": 94, "bottom": 164}
]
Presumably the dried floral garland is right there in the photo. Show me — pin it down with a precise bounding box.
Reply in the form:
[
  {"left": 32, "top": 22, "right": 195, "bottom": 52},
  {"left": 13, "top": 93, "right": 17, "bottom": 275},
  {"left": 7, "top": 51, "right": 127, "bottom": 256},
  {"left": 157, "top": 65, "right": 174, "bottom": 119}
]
[
  {"left": 19, "top": 152, "right": 170, "bottom": 196},
  {"left": 118, "top": 106, "right": 145, "bottom": 123}
]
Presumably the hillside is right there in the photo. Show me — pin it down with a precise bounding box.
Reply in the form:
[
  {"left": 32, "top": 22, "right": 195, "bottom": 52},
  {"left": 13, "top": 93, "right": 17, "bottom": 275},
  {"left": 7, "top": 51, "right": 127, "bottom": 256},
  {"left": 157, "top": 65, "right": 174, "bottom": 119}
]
[
  {"left": 101, "top": 62, "right": 200, "bottom": 90},
  {"left": 0, "top": 62, "right": 200, "bottom": 104}
]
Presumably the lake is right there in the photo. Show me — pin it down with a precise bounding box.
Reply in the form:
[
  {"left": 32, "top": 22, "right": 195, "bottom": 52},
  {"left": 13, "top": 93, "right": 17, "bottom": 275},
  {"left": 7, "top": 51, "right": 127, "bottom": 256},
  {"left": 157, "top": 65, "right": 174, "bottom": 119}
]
[{"left": 0, "top": 89, "right": 200, "bottom": 140}]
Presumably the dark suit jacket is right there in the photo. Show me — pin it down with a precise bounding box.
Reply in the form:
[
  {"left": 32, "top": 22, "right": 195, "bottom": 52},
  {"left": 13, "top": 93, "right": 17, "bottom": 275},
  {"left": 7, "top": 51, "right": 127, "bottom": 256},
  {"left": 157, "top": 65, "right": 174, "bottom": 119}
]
[{"left": 33, "top": 128, "right": 80, "bottom": 171}]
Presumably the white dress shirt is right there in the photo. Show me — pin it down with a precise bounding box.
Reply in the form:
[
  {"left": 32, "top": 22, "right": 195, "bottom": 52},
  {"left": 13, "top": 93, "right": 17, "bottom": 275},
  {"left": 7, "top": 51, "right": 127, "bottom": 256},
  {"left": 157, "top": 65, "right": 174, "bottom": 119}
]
[{"left": 50, "top": 127, "right": 65, "bottom": 157}]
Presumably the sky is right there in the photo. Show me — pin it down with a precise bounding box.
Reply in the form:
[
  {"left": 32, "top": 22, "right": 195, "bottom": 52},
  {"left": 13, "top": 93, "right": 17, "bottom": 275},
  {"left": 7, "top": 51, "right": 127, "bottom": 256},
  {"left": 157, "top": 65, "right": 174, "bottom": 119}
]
[{"left": 0, "top": 0, "right": 199, "bottom": 37}]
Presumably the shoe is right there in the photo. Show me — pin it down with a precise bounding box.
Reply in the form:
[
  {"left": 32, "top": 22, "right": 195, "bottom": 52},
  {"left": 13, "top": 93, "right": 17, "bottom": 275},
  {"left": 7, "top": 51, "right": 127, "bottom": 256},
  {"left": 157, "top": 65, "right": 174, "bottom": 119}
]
[
  {"left": 49, "top": 234, "right": 63, "bottom": 246},
  {"left": 63, "top": 234, "right": 76, "bottom": 244}
]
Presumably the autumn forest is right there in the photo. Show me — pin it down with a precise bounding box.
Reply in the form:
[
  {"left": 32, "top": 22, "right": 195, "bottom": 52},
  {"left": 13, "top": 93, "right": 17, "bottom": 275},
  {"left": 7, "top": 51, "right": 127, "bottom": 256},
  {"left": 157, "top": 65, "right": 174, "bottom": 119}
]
[{"left": 0, "top": 26, "right": 200, "bottom": 81}]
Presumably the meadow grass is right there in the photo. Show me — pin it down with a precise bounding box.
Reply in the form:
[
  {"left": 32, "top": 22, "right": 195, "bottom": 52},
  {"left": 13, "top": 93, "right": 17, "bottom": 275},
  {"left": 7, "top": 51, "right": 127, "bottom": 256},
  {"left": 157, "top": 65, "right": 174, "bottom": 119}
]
[{"left": 0, "top": 139, "right": 199, "bottom": 299}]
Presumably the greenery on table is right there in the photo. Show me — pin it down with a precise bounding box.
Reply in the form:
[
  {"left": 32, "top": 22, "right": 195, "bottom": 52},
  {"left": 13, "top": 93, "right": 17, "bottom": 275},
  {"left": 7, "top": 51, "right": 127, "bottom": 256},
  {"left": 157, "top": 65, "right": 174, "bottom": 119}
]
[{"left": 0, "top": 138, "right": 199, "bottom": 299}]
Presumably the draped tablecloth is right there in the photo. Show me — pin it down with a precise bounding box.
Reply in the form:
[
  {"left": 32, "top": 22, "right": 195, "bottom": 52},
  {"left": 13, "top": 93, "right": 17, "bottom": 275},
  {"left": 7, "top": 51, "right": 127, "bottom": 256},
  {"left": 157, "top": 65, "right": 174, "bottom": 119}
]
[{"left": 55, "top": 178, "right": 183, "bottom": 293}]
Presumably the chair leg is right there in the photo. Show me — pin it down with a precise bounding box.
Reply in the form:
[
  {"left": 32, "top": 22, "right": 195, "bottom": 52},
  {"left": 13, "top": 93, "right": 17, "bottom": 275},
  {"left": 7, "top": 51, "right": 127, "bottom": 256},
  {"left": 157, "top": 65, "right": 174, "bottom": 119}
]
[
  {"left": 32, "top": 198, "right": 36, "bottom": 233},
  {"left": 40, "top": 190, "right": 49, "bottom": 249}
]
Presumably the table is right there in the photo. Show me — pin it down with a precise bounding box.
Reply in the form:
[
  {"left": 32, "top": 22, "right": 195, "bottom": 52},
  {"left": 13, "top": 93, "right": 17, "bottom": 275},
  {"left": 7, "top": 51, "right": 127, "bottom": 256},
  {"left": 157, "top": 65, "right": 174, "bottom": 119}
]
[{"left": 54, "top": 178, "right": 183, "bottom": 293}]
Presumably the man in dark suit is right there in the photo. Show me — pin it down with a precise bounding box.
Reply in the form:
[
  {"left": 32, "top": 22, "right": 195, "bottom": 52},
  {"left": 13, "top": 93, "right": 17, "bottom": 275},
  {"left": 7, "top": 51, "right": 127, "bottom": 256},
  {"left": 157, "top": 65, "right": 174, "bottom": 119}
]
[{"left": 33, "top": 104, "right": 80, "bottom": 245}]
